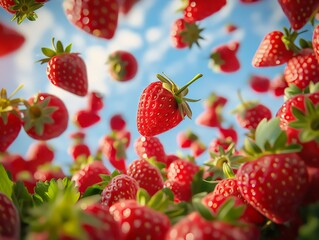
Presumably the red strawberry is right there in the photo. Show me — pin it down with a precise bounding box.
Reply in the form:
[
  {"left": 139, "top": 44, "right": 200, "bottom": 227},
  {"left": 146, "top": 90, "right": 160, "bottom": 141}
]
[
  {"left": 101, "top": 174, "right": 139, "bottom": 207},
  {"left": 270, "top": 74, "right": 288, "bottom": 97},
  {"left": 137, "top": 73, "right": 202, "bottom": 136},
  {"left": 313, "top": 24, "right": 319, "bottom": 62},
  {"left": 63, "top": 0, "right": 119, "bottom": 39},
  {"left": 109, "top": 199, "right": 171, "bottom": 240},
  {"left": 33, "top": 165, "right": 65, "bottom": 182},
  {"left": 126, "top": 159, "right": 164, "bottom": 196},
  {"left": 190, "top": 140, "right": 206, "bottom": 157},
  {"left": 218, "top": 126, "right": 238, "bottom": 144},
  {"left": 249, "top": 74, "right": 270, "bottom": 93},
  {"left": 177, "top": 129, "right": 198, "bottom": 148},
  {"left": 165, "top": 154, "right": 180, "bottom": 167},
  {"left": 225, "top": 23, "right": 237, "bottom": 33},
  {"left": 240, "top": 0, "right": 261, "bottom": 3},
  {"left": 167, "top": 158, "right": 199, "bottom": 185},
  {"left": 73, "top": 109, "right": 101, "bottom": 128},
  {"left": 209, "top": 137, "right": 233, "bottom": 154},
  {"left": 0, "top": 22, "right": 25, "bottom": 56},
  {"left": 171, "top": 18, "right": 203, "bottom": 49},
  {"left": 107, "top": 50, "right": 138, "bottom": 81},
  {"left": 303, "top": 167, "right": 319, "bottom": 204},
  {"left": 0, "top": 0, "right": 46, "bottom": 24},
  {"left": 0, "top": 192, "right": 20, "bottom": 240},
  {"left": 39, "top": 38, "right": 88, "bottom": 96},
  {"left": 209, "top": 41, "right": 240, "bottom": 73},
  {"left": 23, "top": 93, "right": 69, "bottom": 140},
  {"left": 252, "top": 30, "right": 295, "bottom": 67},
  {"left": 26, "top": 141, "right": 54, "bottom": 165},
  {"left": 196, "top": 107, "right": 223, "bottom": 127},
  {"left": 284, "top": 50, "right": 319, "bottom": 90},
  {"left": 134, "top": 136, "right": 167, "bottom": 164},
  {"left": 203, "top": 92, "right": 228, "bottom": 110},
  {"left": 119, "top": 0, "right": 139, "bottom": 15},
  {"left": 71, "top": 161, "right": 111, "bottom": 194},
  {"left": 0, "top": 153, "right": 26, "bottom": 181},
  {"left": 68, "top": 143, "right": 91, "bottom": 161},
  {"left": 164, "top": 179, "right": 192, "bottom": 202},
  {"left": 87, "top": 91, "right": 104, "bottom": 112},
  {"left": 182, "top": 0, "right": 227, "bottom": 23},
  {"left": 109, "top": 114, "right": 126, "bottom": 131},
  {"left": 278, "top": 0, "right": 319, "bottom": 30}
]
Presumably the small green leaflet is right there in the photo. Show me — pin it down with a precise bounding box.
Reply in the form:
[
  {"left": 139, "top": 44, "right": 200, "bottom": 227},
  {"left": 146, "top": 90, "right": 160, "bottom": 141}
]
[{"left": 0, "top": 163, "right": 13, "bottom": 199}]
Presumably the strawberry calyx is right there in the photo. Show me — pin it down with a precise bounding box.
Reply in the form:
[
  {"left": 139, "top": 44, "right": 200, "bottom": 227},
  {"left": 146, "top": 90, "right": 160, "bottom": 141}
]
[
  {"left": 180, "top": 21, "right": 204, "bottom": 48},
  {"left": 281, "top": 27, "right": 304, "bottom": 54},
  {"left": 38, "top": 38, "right": 73, "bottom": 64},
  {"left": 10, "top": 0, "right": 44, "bottom": 24},
  {"left": 231, "top": 90, "right": 259, "bottom": 118},
  {"left": 107, "top": 53, "right": 128, "bottom": 81},
  {"left": 156, "top": 73, "right": 202, "bottom": 119}
]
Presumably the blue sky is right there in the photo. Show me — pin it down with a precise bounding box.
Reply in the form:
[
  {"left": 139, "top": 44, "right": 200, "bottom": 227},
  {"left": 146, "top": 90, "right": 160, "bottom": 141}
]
[{"left": 0, "top": 1, "right": 313, "bottom": 172}]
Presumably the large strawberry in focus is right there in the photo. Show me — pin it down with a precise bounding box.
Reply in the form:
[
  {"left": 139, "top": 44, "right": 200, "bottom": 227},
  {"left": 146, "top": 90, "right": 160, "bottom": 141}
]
[
  {"left": 182, "top": 0, "right": 227, "bottom": 23},
  {"left": 107, "top": 50, "right": 138, "bottom": 82},
  {"left": 39, "top": 38, "right": 88, "bottom": 96},
  {"left": 63, "top": 0, "right": 119, "bottom": 39},
  {"left": 23, "top": 93, "right": 69, "bottom": 140},
  {"left": 0, "top": 22, "right": 25, "bottom": 57},
  {"left": 209, "top": 41, "right": 240, "bottom": 73},
  {"left": 137, "top": 73, "right": 202, "bottom": 136}
]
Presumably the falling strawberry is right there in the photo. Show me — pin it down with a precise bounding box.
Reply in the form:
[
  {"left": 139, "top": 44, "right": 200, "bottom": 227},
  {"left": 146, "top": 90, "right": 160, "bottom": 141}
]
[
  {"left": 137, "top": 73, "right": 202, "bottom": 136},
  {"left": 39, "top": 38, "right": 88, "bottom": 96},
  {"left": 248, "top": 74, "right": 270, "bottom": 93},
  {"left": 119, "top": 0, "right": 140, "bottom": 15},
  {"left": 171, "top": 18, "right": 203, "bottom": 49},
  {"left": 278, "top": 0, "right": 319, "bottom": 30},
  {"left": 23, "top": 93, "right": 69, "bottom": 140},
  {"left": 63, "top": 0, "right": 119, "bottom": 39},
  {"left": 134, "top": 136, "right": 167, "bottom": 164},
  {"left": 0, "top": 21, "right": 25, "bottom": 56},
  {"left": 190, "top": 139, "right": 206, "bottom": 157},
  {"left": 269, "top": 74, "right": 288, "bottom": 97},
  {"left": 209, "top": 41, "right": 240, "bottom": 73},
  {"left": 225, "top": 23, "right": 237, "bottom": 33},
  {"left": 196, "top": 107, "right": 223, "bottom": 128},
  {"left": 177, "top": 129, "right": 198, "bottom": 148},
  {"left": 182, "top": 0, "right": 227, "bottom": 23},
  {"left": 107, "top": 50, "right": 138, "bottom": 81},
  {"left": 87, "top": 91, "right": 104, "bottom": 112},
  {"left": 109, "top": 114, "right": 126, "bottom": 131},
  {"left": 73, "top": 109, "right": 101, "bottom": 129}
]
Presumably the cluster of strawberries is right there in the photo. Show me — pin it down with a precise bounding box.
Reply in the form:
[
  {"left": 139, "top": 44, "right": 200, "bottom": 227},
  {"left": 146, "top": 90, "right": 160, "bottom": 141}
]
[{"left": 1, "top": 0, "right": 319, "bottom": 240}]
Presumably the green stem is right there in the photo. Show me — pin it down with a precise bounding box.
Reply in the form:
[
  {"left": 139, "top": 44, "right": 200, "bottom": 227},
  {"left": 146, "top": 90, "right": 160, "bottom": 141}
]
[
  {"left": 175, "top": 74, "right": 203, "bottom": 95},
  {"left": 8, "top": 84, "right": 24, "bottom": 99}
]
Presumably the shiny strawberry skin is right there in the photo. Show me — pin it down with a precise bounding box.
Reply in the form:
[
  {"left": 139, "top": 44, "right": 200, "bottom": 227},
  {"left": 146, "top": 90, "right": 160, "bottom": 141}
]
[
  {"left": 236, "top": 153, "right": 309, "bottom": 224},
  {"left": 313, "top": 24, "right": 319, "bottom": 63},
  {"left": 134, "top": 136, "right": 167, "bottom": 164},
  {"left": 0, "top": 112, "right": 21, "bottom": 152},
  {"left": 137, "top": 81, "right": 184, "bottom": 137},
  {"left": 0, "top": 22, "right": 25, "bottom": 56},
  {"left": 236, "top": 104, "right": 272, "bottom": 130},
  {"left": 164, "top": 179, "right": 192, "bottom": 202},
  {"left": 166, "top": 159, "right": 199, "bottom": 185},
  {"left": 109, "top": 114, "right": 126, "bottom": 131}
]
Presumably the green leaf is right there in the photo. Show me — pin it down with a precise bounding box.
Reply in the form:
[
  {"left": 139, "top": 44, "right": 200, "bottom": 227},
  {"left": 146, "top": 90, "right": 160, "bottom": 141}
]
[
  {"left": 243, "top": 137, "right": 262, "bottom": 156},
  {"left": 65, "top": 43, "right": 72, "bottom": 53},
  {"left": 192, "top": 197, "right": 215, "bottom": 221},
  {"left": 255, "top": 117, "right": 281, "bottom": 148},
  {"left": 191, "top": 169, "right": 216, "bottom": 195},
  {"left": 12, "top": 181, "right": 34, "bottom": 223},
  {"left": 291, "top": 106, "right": 307, "bottom": 121},
  {"left": 33, "top": 181, "right": 50, "bottom": 205},
  {"left": 41, "top": 47, "right": 56, "bottom": 58},
  {"left": 273, "top": 131, "right": 288, "bottom": 150},
  {"left": 0, "top": 163, "right": 13, "bottom": 199},
  {"left": 217, "top": 197, "right": 245, "bottom": 223},
  {"left": 56, "top": 40, "right": 64, "bottom": 53},
  {"left": 137, "top": 188, "right": 150, "bottom": 206}
]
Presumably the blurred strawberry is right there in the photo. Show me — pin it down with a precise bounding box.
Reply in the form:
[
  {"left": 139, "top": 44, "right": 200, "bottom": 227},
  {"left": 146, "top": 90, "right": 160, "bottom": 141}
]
[
  {"left": 63, "top": 0, "right": 119, "bottom": 39},
  {"left": 249, "top": 74, "right": 270, "bottom": 93},
  {"left": 0, "top": 22, "right": 25, "bottom": 56},
  {"left": 225, "top": 23, "right": 237, "bottom": 33},
  {"left": 209, "top": 41, "right": 240, "bottom": 73},
  {"left": 26, "top": 141, "right": 54, "bottom": 165},
  {"left": 203, "top": 92, "right": 228, "bottom": 110},
  {"left": 109, "top": 114, "right": 126, "bottom": 131},
  {"left": 190, "top": 140, "right": 206, "bottom": 157},
  {"left": 303, "top": 167, "right": 319, "bottom": 204},
  {"left": 270, "top": 74, "right": 288, "bottom": 97},
  {"left": 209, "top": 137, "right": 233, "bottom": 154},
  {"left": 240, "top": 0, "right": 261, "bottom": 3},
  {"left": 87, "top": 91, "right": 104, "bottom": 112},
  {"left": 68, "top": 143, "right": 91, "bottom": 161},
  {"left": 164, "top": 179, "right": 192, "bottom": 202},
  {"left": 134, "top": 136, "right": 167, "bottom": 164},
  {"left": 73, "top": 109, "right": 101, "bottom": 129},
  {"left": 0, "top": 153, "right": 26, "bottom": 181},
  {"left": 33, "top": 165, "right": 65, "bottom": 182},
  {"left": 177, "top": 129, "right": 198, "bottom": 148},
  {"left": 218, "top": 126, "right": 238, "bottom": 144},
  {"left": 119, "top": 0, "right": 140, "bottom": 14},
  {"left": 196, "top": 106, "right": 223, "bottom": 128},
  {"left": 107, "top": 50, "right": 138, "bottom": 81},
  {"left": 167, "top": 158, "right": 199, "bottom": 185}
]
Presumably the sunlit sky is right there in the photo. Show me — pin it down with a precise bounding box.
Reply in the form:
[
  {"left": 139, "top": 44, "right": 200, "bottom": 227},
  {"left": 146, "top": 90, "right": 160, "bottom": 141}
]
[{"left": 0, "top": 1, "right": 313, "bottom": 172}]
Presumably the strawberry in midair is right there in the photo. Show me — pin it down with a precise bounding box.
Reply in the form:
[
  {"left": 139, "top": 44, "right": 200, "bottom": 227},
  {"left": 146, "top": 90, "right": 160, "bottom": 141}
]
[
  {"left": 137, "top": 73, "right": 202, "bottom": 136},
  {"left": 209, "top": 41, "right": 240, "bottom": 73},
  {"left": 182, "top": 0, "right": 227, "bottom": 23},
  {"left": 171, "top": 18, "right": 204, "bottom": 49},
  {"left": 119, "top": 0, "right": 140, "bottom": 15},
  {"left": 0, "top": 21, "right": 25, "bottom": 57},
  {"left": 134, "top": 136, "right": 167, "bottom": 164},
  {"left": 73, "top": 109, "right": 101, "bottom": 129},
  {"left": 107, "top": 50, "right": 138, "bottom": 82},
  {"left": 39, "top": 38, "right": 88, "bottom": 96},
  {"left": 269, "top": 74, "right": 288, "bottom": 97},
  {"left": 63, "top": 0, "right": 119, "bottom": 39},
  {"left": 177, "top": 129, "right": 198, "bottom": 148},
  {"left": 23, "top": 93, "right": 69, "bottom": 140},
  {"left": 278, "top": 0, "right": 319, "bottom": 30},
  {"left": 87, "top": 91, "right": 104, "bottom": 113},
  {"left": 248, "top": 74, "right": 270, "bottom": 93},
  {"left": 109, "top": 114, "right": 126, "bottom": 131}
]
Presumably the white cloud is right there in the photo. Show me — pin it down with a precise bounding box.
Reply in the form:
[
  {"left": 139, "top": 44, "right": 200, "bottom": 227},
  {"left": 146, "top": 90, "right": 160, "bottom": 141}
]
[
  {"left": 109, "top": 29, "right": 143, "bottom": 51},
  {"left": 145, "top": 27, "right": 162, "bottom": 43},
  {"left": 143, "top": 37, "right": 171, "bottom": 63}
]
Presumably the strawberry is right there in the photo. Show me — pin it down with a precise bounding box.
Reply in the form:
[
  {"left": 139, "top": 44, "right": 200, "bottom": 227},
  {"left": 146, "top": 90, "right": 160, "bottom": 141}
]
[
  {"left": 284, "top": 50, "right": 319, "bottom": 90},
  {"left": 203, "top": 92, "right": 228, "bottom": 110},
  {"left": 225, "top": 23, "right": 237, "bottom": 33},
  {"left": 73, "top": 109, "right": 101, "bottom": 128},
  {"left": 87, "top": 91, "right": 104, "bottom": 112},
  {"left": 0, "top": 192, "right": 20, "bottom": 240},
  {"left": 33, "top": 165, "right": 65, "bottom": 182},
  {"left": 165, "top": 154, "right": 180, "bottom": 167},
  {"left": 303, "top": 167, "right": 319, "bottom": 204},
  {"left": 101, "top": 173, "right": 139, "bottom": 207},
  {"left": 134, "top": 136, "right": 167, "bottom": 164},
  {"left": 0, "top": 0, "right": 46, "bottom": 24},
  {"left": 119, "top": 0, "right": 139, "bottom": 15},
  {"left": 190, "top": 139, "right": 206, "bottom": 157},
  {"left": 167, "top": 158, "right": 199, "bottom": 185},
  {"left": 126, "top": 159, "right": 164, "bottom": 196},
  {"left": 23, "top": 93, "right": 69, "bottom": 140},
  {"left": 177, "top": 129, "right": 198, "bottom": 148},
  {"left": 39, "top": 38, "right": 88, "bottom": 96},
  {"left": 209, "top": 41, "right": 240, "bottom": 73},
  {"left": 196, "top": 107, "right": 223, "bottom": 127},
  {"left": 248, "top": 74, "right": 270, "bottom": 93},
  {"left": 218, "top": 126, "right": 238, "bottom": 144},
  {"left": 71, "top": 161, "right": 111, "bottom": 194},
  {"left": 182, "top": 0, "right": 227, "bottom": 23},
  {"left": 107, "top": 50, "right": 138, "bottom": 81},
  {"left": 313, "top": 24, "right": 319, "bottom": 63},
  {"left": 137, "top": 73, "right": 202, "bottom": 136},
  {"left": 278, "top": 0, "right": 319, "bottom": 30},
  {"left": 109, "top": 199, "right": 171, "bottom": 240},
  {"left": 0, "top": 153, "right": 26, "bottom": 181},
  {"left": 209, "top": 137, "right": 233, "bottom": 154},
  {"left": 240, "top": 0, "right": 261, "bottom": 3},
  {"left": 252, "top": 30, "right": 295, "bottom": 67},
  {"left": 0, "top": 21, "right": 25, "bottom": 56},
  {"left": 163, "top": 179, "right": 192, "bottom": 202},
  {"left": 171, "top": 18, "right": 203, "bottom": 49},
  {"left": 63, "top": 0, "right": 119, "bottom": 39},
  {"left": 68, "top": 143, "right": 91, "bottom": 161},
  {"left": 270, "top": 74, "right": 288, "bottom": 97},
  {"left": 109, "top": 114, "right": 126, "bottom": 131},
  {"left": 26, "top": 141, "right": 54, "bottom": 165}
]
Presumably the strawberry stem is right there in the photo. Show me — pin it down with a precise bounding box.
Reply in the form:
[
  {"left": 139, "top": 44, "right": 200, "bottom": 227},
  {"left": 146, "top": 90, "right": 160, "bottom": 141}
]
[{"left": 175, "top": 74, "right": 203, "bottom": 96}]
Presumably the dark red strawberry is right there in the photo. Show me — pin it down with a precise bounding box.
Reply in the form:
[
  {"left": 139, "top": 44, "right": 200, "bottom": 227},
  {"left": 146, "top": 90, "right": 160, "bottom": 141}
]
[
  {"left": 177, "top": 129, "right": 198, "bottom": 148},
  {"left": 39, "top": 38, "right": 88, "bottom": 96},
  {"left": 240, "top": 0, "right": 261, "bottom": 3},
  {"left": 68, "top": 143, "right": 91, "bottom": 161},
  {"left": 0, "top": 192, "right": 20, "bottom": 240},
  {"left": 107, "top": 50, "right": 138, "bottom": 81},
  {"left": 137, "top": 73, "right": 202, "bottom": 136},
  {"left": 249, "top": 74, "right": 270, "bottom": 93},
  {"left": 278, "top": 0, "right": 319, "bottom": 30},
  {"left": 119, "top": 0, "right": 139, "bottom": 15},
  {"left": 109, "top": 114, "right": 126, "bottom": 131},
  {"left": 209, "top": 41, "right": 240, "bottom": 73},
  {"left": 182, "top": 0, "right": 227, "bottom": 23},
  {"left": 0, "top": 21, "right": 25, "bottom": 56},
  {"left": 252, "top": 30, "right": 295, "bottom": 67},
  {"left": 303, "top": 167, "right": 319, "bottom": 204},
  {"left": 134, "top": 136, "right": 167, "bottom": 164},
  {"left": 101, "top": 174, "right": 139, "bottom": 207},
  {"left": 73, "top": 109, "right": 101, "bottom": 129},
  {"left": 87, "top": 91, "right": 104, "bottom": 112},
  {"left": 270, "top": 74, "right": 288, "bottom": 97},
  {"left": 190, "top": 140, "right": 206, "bottom": 157},
  {"left": 126, "top": 159, "right": 164, "bottom": 196},
  {"left": 171, "top": 18, "right": 203, "bottom": 49},
  {"left": 63, "top": 0, "right": 119, "bottom": 39},
  {"left": 23, "top": 93, "right": 69, "bottom": 140},
  {"left": 163, "top": 179, "right": 192, "bottom": 202},
  {"left": 167, "top": 158, "right": 199, "bottom": 185},
  {"left": 225, "top": 23, "right": 237, "bottom": 33}
]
